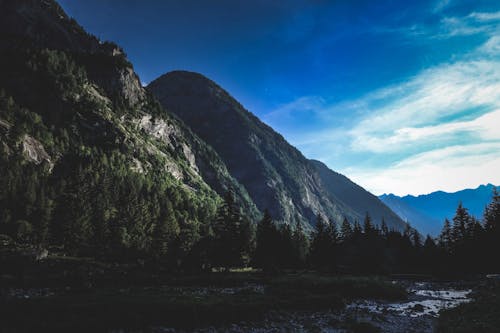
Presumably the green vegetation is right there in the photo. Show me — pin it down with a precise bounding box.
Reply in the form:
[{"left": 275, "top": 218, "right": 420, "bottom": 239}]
[{"left": 0, "top": 44, "right": 251, "bottom": 270}]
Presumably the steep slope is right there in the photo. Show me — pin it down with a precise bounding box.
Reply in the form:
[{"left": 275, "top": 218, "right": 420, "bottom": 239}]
[
  {"left": 379, "top": 194, "right": 441, "bottom": 236},
  {"left": 148, "top": 71, "right": 407, "bottom": 231},
  {"left": 380, "top": 184, "right": 498, "bottom": 235},
  {"left": 309, "top": 160, "right": 405, "bottom": 230},
  {"left": 0, "top": 0, "right": 259, "bottom": 256}
]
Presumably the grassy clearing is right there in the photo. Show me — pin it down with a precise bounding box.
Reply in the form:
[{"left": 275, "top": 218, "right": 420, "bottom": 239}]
[{"left": 0, "top": 272, "right": 406, "bottom": 332}]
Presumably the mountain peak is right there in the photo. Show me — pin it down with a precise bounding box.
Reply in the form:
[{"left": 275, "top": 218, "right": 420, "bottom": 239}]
[
  {"left": 149, "top": 73, "right": 407, "bottom": 231},
  {"left": 151, "top": 71, "right": 221, "bottom": 92}
]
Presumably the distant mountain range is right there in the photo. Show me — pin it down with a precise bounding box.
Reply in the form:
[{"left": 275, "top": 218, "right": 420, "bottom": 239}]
[{"left": 380, "top": 184, "right": 498, "bottom": 236}]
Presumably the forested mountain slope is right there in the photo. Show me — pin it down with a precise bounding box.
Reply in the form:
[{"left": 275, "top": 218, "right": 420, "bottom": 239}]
[{"left": 0, "top": 0, "right": 259, "bottom": 262}]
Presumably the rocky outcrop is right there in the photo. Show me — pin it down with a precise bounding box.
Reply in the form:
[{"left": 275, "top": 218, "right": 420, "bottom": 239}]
[
  {"left": 136, "top": 114, "right": 199, "bottom": 174},
  {"left": 86, "top": 62, "right": 145, "bottom": 106},
  {"left": 22, "top": 135, "right": 52, "bottom": 168}
]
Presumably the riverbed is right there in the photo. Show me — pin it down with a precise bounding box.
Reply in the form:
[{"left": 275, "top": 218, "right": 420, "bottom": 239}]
[{"left": 154, "top": 281, "right": 473, "bottom": 333}]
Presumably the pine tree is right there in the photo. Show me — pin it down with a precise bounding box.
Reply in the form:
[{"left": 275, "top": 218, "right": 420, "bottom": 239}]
[
  {"left": 309, "top": 214, "right": 328, "bottom": 270},
  {"left": 412, "top": 229, "right": 422, "bottom": 248},
  {"left": 483, "top": 187, "right": 500, "bottom": 271},
  {"left": 423, "top": 235, "right": 439, "bottom": 274},
  {"left": 452, "top": 202, "right": 470, "bottom": 244},
  {"left": 326, "top": 218, "right": 339, "bottom": 244},
  {"left": 380, "top": 218, "right": 389, "bottom": 238},
  {"left": 340, "top": 217, "right": 352, "bottom": 242},
  {"left": 438, "top": 219, "right": 452, "bottom": 251},
  {"left": 484, "top": 187, "right": 500, "bottom": 232},
  {"left": 292, "top": 220, "right": 309, "bottom": 268},
  {"left": 424, "top": 235, "right": 436, "bottom": 249},
  {"left": 210, "top": 190, "right": 252, "bottom": 269},
  {"left": 254, "top": 209, "right": 279, "bottom": 271},
  {"left": 363, "top": 212, "right": 375, "bottom": 235}
]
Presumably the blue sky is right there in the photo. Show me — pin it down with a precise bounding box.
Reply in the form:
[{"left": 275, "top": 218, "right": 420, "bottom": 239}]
[{"left": 59, "top": 0, "right": 500, "bottom": 196}]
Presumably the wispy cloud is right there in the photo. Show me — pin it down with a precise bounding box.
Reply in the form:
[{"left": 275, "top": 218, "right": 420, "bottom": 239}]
[
  {"left": 433, "top": 0, "right": 453, "bottom": 14},
  {"left": 469, "top": 11, "right": 500, "bottom": 22},
  {"left": 264, "top": 8, "right": 500, "bottom": 195},
  {"left": 350, "top": 58, "right": 500, "bottom": 153},
  {"left": 376, "top": 10, "right": 500, "bottom": 40},
  {"left": 347, "top": 142, "right": 500, "bottom": 196}
]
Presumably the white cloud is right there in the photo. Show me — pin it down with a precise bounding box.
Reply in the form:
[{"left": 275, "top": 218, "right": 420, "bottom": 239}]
[
  {"left": 437, "top": 11, "right": 500, "bottom": 37},
  {"left": 469, "top": 11, "right": 500, "bottom": 22},
  {"left": 344, "top": 31, "right": 500, "bottom": 194},
  {"left": 349, "top": 58, "right": 500, "bottom": 153},
  {"left": 347, "top": 143, "right": 500, "bottom": 196},
  {"left": 265, "top": 8, "right": 500, "bottom": 195},
  {"left": 433, "top": 0, "right": 452, "bottom": 14},
  {"left": 265, "top": 96, "right": 326, "bottom": 123},
  {"left": 478, "top": 35, "right": 500, "bottom": 55},
  {"left": 440, "top": 16, "right": 491, "bottom": 36}
]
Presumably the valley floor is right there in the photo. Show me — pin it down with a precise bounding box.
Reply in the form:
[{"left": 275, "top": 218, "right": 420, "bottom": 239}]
[
  {"left": 0, "top": 256, "right": 487, "bottom": 333},
  {"left": 153, "top": 281, "right": 474, "bottom": 333}
]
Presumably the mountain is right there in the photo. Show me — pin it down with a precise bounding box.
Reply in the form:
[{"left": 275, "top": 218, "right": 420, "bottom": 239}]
[
  {"left": 309, "top": 160, "right": 405, "bottom": 230},
  {"left": 378, "top": 194, "right": 441, "bottom": 236},
  {"left": 380, "top": 184, "right": 498, "bottom": 236},
  {"left": 148, "top": 71, "right": 407, "bottom": 231},
  {"left": 0, "top": 0, "right": 405, "bottom": 261},
  {"left": 0, "top": 0, "right": 259, "bottom": 256}
]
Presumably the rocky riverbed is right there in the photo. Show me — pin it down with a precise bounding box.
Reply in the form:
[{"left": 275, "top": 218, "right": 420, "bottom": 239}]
[{"left": 153, "top": 281, "right": 473, "bottom": 333}]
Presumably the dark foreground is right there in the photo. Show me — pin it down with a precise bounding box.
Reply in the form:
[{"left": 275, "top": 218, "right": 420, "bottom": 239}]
[
  {"left": 2, "top": 256, "right": 498, "bottom": 333},
  {"left": 437, "top": 278, "right": 500, "bottom": 333},
  {"left": 2, "top": 257, "right": 494, "bottom": 333},
  {"left": 1, "top": 269, "right": 405, "bottom": 332}
]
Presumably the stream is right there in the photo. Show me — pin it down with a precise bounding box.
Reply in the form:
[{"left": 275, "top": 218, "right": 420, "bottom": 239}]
[
  {"left": 344, "top": 281, "right": 472, "bottom": 332},
  {"left": 155, "top": 281, "right": 473, "bottom": 333}
]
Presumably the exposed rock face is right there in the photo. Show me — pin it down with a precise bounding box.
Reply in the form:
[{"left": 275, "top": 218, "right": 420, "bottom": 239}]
[
  {"left": 137, "top": 115, "right": 178, "bottom": 147},
  {"left": 22, "top": 135, "right": 52, "bottom": 168},
  {"left": 85, "top": 61, "right": 145, "bottom": 106},
  {"left": 136, "top": 114, "right": 199, "bottom": 175}
]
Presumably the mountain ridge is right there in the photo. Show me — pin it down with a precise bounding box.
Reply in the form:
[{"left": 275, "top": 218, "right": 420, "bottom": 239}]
[
  {"left": 148, "top": 70, "right": 407, "bottom": 231},
  {"left": 380, "top": 183, "right": 498, "bottom": 236}
]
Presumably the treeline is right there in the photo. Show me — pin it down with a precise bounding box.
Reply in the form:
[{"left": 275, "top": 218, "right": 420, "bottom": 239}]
[
  {"left": 434, "top": 189, "right": 500, "bottom": 274},
  {"left": 252, "top": 188, "right": 500, "bottom": 275},
  {"left": 253, "top": 210, "right": 426, "bottom": 274}
]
